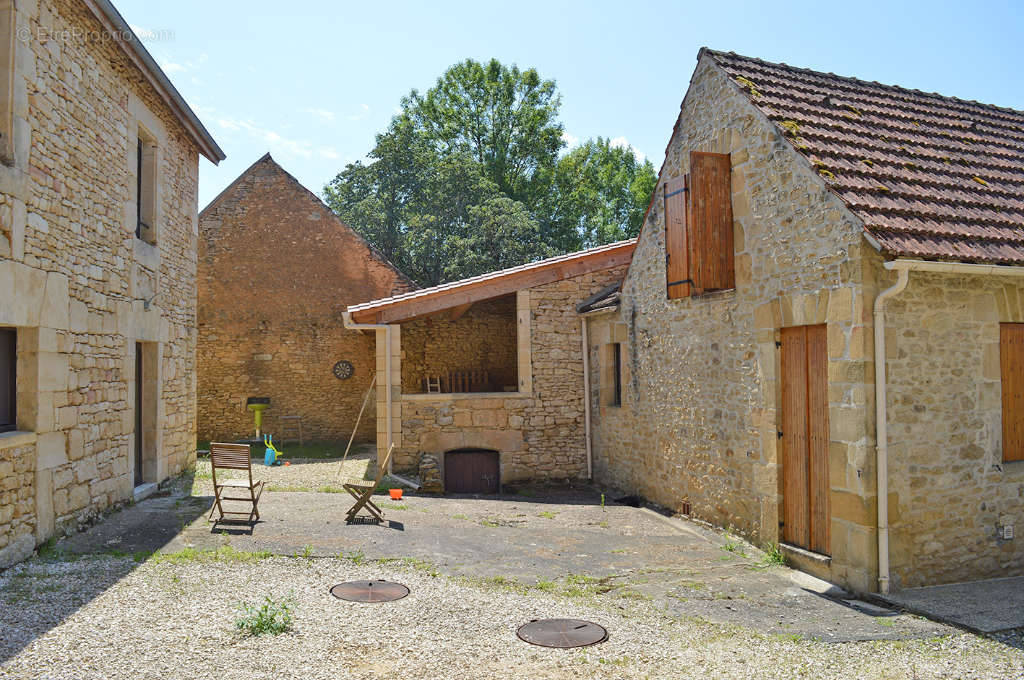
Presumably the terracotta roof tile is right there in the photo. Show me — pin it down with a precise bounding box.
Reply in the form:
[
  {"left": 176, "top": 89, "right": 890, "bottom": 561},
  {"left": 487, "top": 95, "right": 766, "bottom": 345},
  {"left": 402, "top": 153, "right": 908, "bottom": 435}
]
[{"left": 706, "top": 50, "right": 1024, "bottom": 264}]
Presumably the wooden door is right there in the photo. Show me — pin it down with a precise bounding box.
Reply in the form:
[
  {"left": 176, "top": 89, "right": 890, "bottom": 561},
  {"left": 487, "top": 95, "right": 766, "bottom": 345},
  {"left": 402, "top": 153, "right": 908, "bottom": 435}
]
[
  {"left": 444, "top": 449, "right": 500, "bottom": 494},
  {"left": 781, "top": 325, "right": 830, "bottom": 554},
  {"left": 1001, "top": 324, "right": 1024, "bottom": 462}
]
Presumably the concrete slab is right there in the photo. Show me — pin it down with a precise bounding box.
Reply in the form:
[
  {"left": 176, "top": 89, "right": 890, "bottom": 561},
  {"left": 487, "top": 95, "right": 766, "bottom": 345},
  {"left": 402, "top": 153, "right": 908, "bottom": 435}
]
[
  {"left": 51, "top": 477, "right": 957, "bottom": 644},
  {"left": 880, "top": 576, "right": 1024, "bottom": 633}
]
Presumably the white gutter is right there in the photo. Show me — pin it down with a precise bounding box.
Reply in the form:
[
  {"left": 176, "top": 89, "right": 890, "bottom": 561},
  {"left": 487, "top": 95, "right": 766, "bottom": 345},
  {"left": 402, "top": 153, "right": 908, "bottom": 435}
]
[
  {"left": 873, "top": 258, "right": 1024, "bottom": 594},
  {"left": 343, "top": 312, "right": 394, "bottom": 475},
  {"left": 581, "top": 318, "right": 592, "bottom": 480},
  {"left": 873, "top": 264, "right": 909, "bottom": 596}
]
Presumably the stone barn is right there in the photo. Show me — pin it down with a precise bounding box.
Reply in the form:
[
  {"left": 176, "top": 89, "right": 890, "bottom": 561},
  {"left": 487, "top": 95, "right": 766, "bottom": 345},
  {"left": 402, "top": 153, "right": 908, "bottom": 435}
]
[
  {"left": 197, "top": 155, "right": 414, "bottom": 445},
  {"left": 344, "top": 241, "right": 633, "bottom": 493},
  {"left": 583, "top": 49, "right": 1024, "bottom": 593},
  {"left": 0, "top": 0, "right": 222, "bottom": 567}
]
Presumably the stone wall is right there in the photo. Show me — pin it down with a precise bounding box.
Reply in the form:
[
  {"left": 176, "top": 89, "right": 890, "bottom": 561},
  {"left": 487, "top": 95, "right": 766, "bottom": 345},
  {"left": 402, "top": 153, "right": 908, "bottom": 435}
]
[
  {"left": 400, "top": 295, "right": 517, "bottom": 394},
  {"left": 388, "top": 267, "right": 628, "bottom": 484},
  {"left": 0, "top": 439, "right": 35, "bottom": 567},
  {"left": 197, "top": 155, "right": 413, "bottom": 443},
  {"left": 587, "top": 55, "right": 877, "bottom": 591},
  {"left": 0, "top": 0, "right": 205, "bottom": 561},
  {"left": 876, "top": 257, "right": 1024, "bottom": 588}
]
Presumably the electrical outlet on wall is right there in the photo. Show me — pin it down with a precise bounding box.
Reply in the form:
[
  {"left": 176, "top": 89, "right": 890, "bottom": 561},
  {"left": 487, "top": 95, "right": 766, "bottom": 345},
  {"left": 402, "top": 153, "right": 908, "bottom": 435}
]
[{"left": 1002, "top": 524, "right": 1014, "bottom": 540}]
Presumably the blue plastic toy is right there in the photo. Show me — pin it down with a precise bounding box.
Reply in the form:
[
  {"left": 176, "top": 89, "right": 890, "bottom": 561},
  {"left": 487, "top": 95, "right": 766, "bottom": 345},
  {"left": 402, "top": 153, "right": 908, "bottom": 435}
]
[{"left": 263, "top": 434, "right": 283, "bottom": 466}]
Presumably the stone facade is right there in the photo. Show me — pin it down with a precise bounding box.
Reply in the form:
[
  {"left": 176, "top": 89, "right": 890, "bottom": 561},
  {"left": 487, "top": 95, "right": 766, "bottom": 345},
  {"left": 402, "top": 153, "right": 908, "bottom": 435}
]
[
  {"left": 0, "top": 0, "right": 214, "bottom": 567},
  {"left": 197, "top": 155, "right": 413, "bottom": 444},
  {"left": 876, "top": 258, "right": 1024, "bottom": 588},
  {"left": 381, "top": 268, "right": 627, "bottom": 486},
  {"left": 586, "top": 55, "right": 876, "bottom": 591}
]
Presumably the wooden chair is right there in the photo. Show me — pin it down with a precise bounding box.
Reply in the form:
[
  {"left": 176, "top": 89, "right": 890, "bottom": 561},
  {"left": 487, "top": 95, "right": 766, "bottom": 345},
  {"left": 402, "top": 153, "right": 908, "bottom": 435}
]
[
  {"left": 344, "top": 444, "right": 395, "bottom": 523},
  {"left": 208, "top": 442, "right": 264, "bottom": 524}
]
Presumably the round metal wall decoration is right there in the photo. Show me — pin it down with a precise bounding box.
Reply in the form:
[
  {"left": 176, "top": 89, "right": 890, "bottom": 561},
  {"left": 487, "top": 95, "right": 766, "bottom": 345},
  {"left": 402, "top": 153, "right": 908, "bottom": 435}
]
[{"left": 332, "top": 360, "right": 354, "bottom": 380}]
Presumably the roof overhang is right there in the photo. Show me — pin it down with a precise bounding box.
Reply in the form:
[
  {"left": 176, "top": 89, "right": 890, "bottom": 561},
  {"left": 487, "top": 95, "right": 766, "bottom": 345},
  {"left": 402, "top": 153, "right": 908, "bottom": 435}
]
[
  {"left": 348, "top": 239, "right": 636, "bottom": 324},
  {"left": 84, "top": 0, "right": 225, "bottom": 163}
]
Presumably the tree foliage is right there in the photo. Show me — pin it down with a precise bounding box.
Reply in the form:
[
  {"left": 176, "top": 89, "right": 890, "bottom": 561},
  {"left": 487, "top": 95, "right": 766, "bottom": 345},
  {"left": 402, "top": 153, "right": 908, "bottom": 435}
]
[{"left": 324, "top": 58, "right": 656, "bottom": 287}]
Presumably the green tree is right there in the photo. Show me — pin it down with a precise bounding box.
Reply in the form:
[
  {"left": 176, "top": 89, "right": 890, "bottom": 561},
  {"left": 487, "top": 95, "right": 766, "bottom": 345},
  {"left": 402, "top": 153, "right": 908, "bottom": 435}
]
[
  {"left": 324, "top": 59, "right": 656, "bottom": 287},
  {"left": 405, "top": 58, "right": 564, "bottom": 204},
  {"left": 539, "top": 137, "right": 657, "bottom": 251}
]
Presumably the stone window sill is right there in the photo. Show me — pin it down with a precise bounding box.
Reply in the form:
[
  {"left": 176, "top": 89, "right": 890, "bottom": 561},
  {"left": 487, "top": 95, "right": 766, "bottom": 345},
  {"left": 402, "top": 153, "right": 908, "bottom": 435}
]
[
  {"left": 0, "top": 430, "right": 37, "bottom": 451},
  {"left": 403, "top": 391, "right": 527, "bottom": 402}
]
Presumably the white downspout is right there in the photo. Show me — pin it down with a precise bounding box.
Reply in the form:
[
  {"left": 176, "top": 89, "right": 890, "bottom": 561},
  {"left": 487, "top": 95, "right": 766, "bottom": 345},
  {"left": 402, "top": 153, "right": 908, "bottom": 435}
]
[
  {"left": 873, "top": 263, "right": 909, "bottom": 595},
  {"left": 581, "top": 317, "right": 593, "bottom": 480},
  {"left": 343, "top": 312, "right": 394, "bottom": 475}
]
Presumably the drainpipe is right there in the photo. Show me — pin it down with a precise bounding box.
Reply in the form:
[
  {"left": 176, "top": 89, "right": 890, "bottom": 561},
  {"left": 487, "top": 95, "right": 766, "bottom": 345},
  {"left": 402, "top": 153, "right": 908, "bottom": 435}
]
[
  {"left": 581, "top": 317, "right": 593, "bottom": 480},
  {"left": 343, "top": 312, "right": 394, "bottom": 475},
  {"left": 873, "top": 264, "right": 909, "bottom": 596},
  {"left": 872, "top": 258, "right": 1024, "bottom": 594}
]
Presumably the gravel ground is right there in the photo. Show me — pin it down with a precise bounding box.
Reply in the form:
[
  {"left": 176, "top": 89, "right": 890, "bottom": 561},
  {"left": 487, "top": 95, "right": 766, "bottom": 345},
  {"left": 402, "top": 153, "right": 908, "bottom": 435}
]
[
  {"left": 191, "top": 450, "right": 378, "bottom": 494},
  {"left": 1, "top": 553, "right": 1022, "bottom": 680}
]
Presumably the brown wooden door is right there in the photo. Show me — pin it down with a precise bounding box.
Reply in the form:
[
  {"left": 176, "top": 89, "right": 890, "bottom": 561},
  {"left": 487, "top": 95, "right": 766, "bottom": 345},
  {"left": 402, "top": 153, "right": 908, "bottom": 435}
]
[
  {"left": 444, "top": 449, "right": 500, "bottom": 494},
  {"left": 781, "top": 325, "right": 830, "bottom": 554}
]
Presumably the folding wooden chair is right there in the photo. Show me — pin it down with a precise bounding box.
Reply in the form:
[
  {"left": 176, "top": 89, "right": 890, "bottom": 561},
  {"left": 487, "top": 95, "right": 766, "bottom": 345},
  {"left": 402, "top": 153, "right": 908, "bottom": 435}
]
[
  {"left": 208, "top": 442, "right": 264, "bottom": 523},
  {"left": 344, "top": 444, "right": 395, "bottom": 523}
]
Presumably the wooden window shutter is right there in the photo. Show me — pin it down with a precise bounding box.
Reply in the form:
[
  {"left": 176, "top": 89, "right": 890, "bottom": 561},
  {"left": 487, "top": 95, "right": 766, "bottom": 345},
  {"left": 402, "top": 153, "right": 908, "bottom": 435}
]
[
  {"left": 663, "top": 175, "right": 689, "bottom": 298},
  {"left": 1001, "top": 323, "right": 1024, "bottom": 462},
  {"left": 687, "top": 151, "right": 734, "bottom": 293}
]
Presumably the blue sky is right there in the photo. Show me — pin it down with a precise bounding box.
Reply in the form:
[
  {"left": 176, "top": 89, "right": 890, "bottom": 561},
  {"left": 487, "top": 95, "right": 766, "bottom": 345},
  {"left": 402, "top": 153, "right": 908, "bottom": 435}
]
[{"left": 116, "top": 0, "right": 1024, "bottom": 209}]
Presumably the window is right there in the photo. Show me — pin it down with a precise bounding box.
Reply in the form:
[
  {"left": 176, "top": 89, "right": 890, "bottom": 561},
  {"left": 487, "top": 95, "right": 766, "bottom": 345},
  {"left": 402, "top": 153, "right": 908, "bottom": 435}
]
[
  {"left": 0, "top": 328, "right": 15, "bottom": 433},
  {"left": 664, "top": 151, "right": 734, "bottom": 298},
  {"left": 136, "top": 131, "right": 157, "bottom": 244},
  {"left": 1000, "top": 323, "right": 1024, "bottom": 462},
  {"left": 602, "top": 342, "right": 622, "bottom": 407}
]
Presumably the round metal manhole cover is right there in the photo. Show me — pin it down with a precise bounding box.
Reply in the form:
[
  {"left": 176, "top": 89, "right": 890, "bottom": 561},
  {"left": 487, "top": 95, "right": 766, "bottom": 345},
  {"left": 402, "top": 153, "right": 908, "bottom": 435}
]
[
  {"left": 516, "top": 618, "right": 608, "bottom": 648},
  {"left": 329, "top": 580, "right": 410, "bottom": 603}
]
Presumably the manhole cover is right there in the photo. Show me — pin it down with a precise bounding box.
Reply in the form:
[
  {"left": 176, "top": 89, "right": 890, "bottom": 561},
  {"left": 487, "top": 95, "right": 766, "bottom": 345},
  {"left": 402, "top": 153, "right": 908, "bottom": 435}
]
[
  {"left": 516, "top": 618, "right": 608, "bottom": 648},
  {"left": 330, "top": 580, "right": 410, "bottom": 603}
]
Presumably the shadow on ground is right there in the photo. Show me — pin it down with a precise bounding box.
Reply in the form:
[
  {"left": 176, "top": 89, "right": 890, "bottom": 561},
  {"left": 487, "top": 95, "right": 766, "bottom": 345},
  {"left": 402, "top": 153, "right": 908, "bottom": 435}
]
[
  {"left": 0, "top": 470, "right": 211, "bottom": 663},
  {"left": 15, "top": 467, "right": 971, "bottom": 646}
]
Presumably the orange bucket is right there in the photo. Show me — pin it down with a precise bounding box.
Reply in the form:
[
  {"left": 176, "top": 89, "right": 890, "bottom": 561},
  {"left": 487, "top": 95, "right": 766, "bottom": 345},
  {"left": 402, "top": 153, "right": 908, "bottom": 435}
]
[{"left": 389, "top": 488, "right": 403, "bottom": 500}]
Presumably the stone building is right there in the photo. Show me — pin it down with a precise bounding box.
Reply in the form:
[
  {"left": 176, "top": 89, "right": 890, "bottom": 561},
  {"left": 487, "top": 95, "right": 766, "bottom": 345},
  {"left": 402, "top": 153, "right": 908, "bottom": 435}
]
[
  {"left": 0, "top": 0, "right": 222, "bottom": 568},
  {"left": 197, "top": 154, "right": 414, "bottom": 444},
  {"left": 344, "top": 241, "right": 633, "bottom": 493},
  {"left": 583, "top": 49, "right": 1024, "bottom": 593}
]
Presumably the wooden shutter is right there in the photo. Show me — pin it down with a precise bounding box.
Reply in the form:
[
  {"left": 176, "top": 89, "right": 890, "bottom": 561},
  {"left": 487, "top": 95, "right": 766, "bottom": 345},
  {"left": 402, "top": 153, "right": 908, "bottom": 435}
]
[
  {"left": 781, "top": 324, "right": 830, "bottom": 554},
  {"left": 1001, "top": 323, "right": 1024, "bottom": 462},
  {"left": 688, "top": 151, "right": 734, "bottom": 293},
  {"left": 663, "top": 175, "right": 689, "bottom": 299}
]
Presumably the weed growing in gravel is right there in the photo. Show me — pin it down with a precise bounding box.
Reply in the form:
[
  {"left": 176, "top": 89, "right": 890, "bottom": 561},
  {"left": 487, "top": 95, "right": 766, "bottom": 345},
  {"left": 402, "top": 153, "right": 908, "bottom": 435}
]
[
  {"left": 340, "top": 549, "right": 366, "bottom": 565},
  {"left": 759, "top": 542, "right": 787, "bottom": 567},
  {"left": 537, "top": 511, "right": 557, "bottom": 519},
  {"left": 379, "top": 502, "right": 408, "bottom": 510},
  {"left": 534, "top": 580, "right": 557, "bottom": 592},
  {"left": 295, "top": 544, "right": 315, "bottom": 561},
  {"left": 451, "top": 513, "right": 470, "bottom": 521},
  {"left": 721, "top": 541, "right": 746, "bottom": 557},
  {"left": 150, "top": 546, "right": 272, "bottom": 565},
  {"left": 235, "top": 595, "right": 295, "bottom": 636}
]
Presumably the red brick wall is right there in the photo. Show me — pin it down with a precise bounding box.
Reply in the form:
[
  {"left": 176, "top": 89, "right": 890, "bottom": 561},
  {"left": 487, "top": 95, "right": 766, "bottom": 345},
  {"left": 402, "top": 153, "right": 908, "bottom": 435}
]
[{"left": 197, "top": 155, "right": 414, "bottom": 443}]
